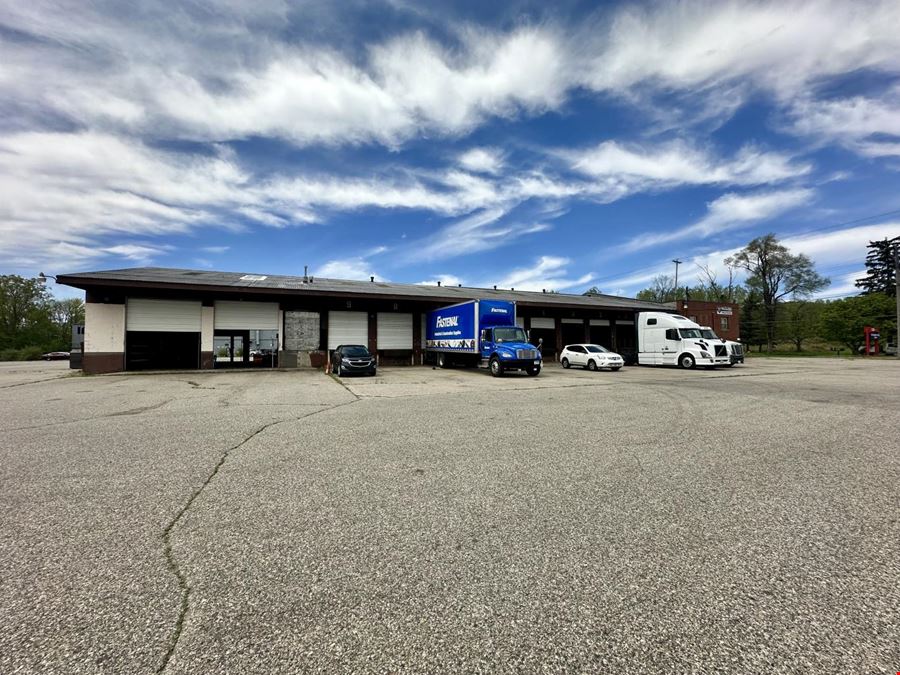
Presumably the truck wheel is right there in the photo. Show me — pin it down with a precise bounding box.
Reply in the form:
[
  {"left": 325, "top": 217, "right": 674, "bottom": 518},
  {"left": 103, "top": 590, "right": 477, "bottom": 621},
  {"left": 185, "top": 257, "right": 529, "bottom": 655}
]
[
  {"left": 587, "top": 359, "right": 597, "bottom": 371},
  {"left": 526, "top": 366, "right": 540, "bottom": 376},
  {"left": 489, "top": 357, "right": 503, "bottom": 377},
  {"left": 561, "top": 357, "right": 570, "bottom": 369},
  {"left": 679, "top": 354, "right": 695, "bottom": 369}
]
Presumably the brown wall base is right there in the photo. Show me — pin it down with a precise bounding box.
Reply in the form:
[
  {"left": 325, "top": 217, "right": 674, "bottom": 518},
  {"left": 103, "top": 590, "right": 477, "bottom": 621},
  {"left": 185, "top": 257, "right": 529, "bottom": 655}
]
[
  {"left": 200, "top": 352, "right": 214, "bottom": 369},
  {"left": 83, "top": 352, "right": 125, "bottom": 374}
]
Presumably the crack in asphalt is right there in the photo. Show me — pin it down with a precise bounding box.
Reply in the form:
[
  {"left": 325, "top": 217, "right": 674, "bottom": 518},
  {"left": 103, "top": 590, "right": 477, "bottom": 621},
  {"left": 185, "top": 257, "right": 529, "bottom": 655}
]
[{"left": 156, "top": 388, "right": 359, "bottom": 673}]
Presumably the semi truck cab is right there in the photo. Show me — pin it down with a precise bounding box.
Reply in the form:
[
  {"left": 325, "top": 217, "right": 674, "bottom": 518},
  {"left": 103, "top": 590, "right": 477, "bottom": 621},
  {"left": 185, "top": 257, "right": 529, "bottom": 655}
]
[
  {"left": 637, "top": 312, "right": 731, "bottom": 368},
  {"left": 698, "top": 326, "right": 745, "bottom": 365}
]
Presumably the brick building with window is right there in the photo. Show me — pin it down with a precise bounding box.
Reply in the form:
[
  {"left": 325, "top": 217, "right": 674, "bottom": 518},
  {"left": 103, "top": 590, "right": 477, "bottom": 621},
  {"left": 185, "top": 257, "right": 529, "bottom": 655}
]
[{"left": 671, "top": 300, "right": 740, "bottom": 341}]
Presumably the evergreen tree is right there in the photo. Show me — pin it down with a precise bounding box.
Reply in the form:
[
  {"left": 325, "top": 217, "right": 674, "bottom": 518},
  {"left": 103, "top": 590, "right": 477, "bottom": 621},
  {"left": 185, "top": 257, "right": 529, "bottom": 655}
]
[{"left": 855, "top": 236, "right": 899, "bottom": 297}]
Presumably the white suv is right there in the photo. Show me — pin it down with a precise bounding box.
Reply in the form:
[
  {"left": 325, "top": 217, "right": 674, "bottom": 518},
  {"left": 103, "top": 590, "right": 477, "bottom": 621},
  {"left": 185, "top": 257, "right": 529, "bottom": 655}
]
[{"left": 560, "top": 344, "right": 624, "bottom": 371}]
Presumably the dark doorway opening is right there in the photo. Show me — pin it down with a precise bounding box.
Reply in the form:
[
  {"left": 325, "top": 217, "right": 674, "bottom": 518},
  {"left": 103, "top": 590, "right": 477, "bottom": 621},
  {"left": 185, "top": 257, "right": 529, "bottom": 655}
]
[
  {"left": 590, "top": 325, "right": 612, "bottom": 349},
  {"left": 126, "top": 332, "right": 200, "bottom": 370},
  {"left": 561, "top": 322, "right": 584, "bottom": 348},
  {"left": 529, "top": 328, "right": 556, "bottom": 359}
]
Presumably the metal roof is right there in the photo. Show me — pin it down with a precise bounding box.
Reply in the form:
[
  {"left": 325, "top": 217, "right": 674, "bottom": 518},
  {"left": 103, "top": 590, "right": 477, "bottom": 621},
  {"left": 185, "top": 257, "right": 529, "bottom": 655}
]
[{"left": 57, "top": 266, "right": 670, "bottom": 312}]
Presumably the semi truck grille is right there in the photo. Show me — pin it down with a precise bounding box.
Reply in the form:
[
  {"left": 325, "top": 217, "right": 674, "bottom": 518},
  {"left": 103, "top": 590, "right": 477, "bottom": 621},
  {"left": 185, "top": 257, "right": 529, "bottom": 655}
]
[
  {"left": 732, "top": 344, "right": 744, "bottom": 356},
  {"left": 516, "top": 349, "right": 537, "bottom": 359},
  {"left": 714, "top": 345, "right": 727, "bottom": 357}
]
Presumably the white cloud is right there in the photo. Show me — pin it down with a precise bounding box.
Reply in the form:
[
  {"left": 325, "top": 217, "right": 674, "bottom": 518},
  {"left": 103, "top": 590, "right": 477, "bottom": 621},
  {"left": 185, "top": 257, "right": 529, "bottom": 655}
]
[
  {"left": 582, "top": 0, "right": 900, "bottom": 98},
  {"left": 201, "top": 245, "right": 230, "bottom": 254},
  {"left": 417, "top": 274, "right": 464, "bottom": 287},
  {"left": 494, "top": 256, "right": 594, "bottom": 292},
  {"left": 316, "top": 258, "right": 385, "bottom": 281},
  {"left": 458, "top": 147, "right": 504, "bottom": 174},
  {"left": 788, "top": 89, "right": 900, "bottom": 157},
  {"left": 782, "top": 221, "right": 900, "bottom": 269},
  {"left": 102, "top": 243, "right": 171, "bottom": 262},
  {"left": 569, "top": 141, "right": 810, "bottom": 189},
  {"left": 412, "top": 208, "right": 551, "bottom": 261},
  {"left": 622, "top": 188, "right": 815, "bottom": 251}
]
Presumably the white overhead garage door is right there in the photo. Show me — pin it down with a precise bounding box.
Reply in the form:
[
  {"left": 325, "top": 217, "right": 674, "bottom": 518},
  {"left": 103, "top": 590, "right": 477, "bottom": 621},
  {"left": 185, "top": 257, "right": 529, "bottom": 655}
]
[
  {"left": 590, "top": 319, "right": 610, "bottom": 326},
  {"left": 561, "top": 318, "right": 582, "bottom": 325},
  {"left": 377, "top": 313, "right": 412, "bottom": 350},
  {"left": 126, "top": 299, "right": 201, "bottom": 332},
  {"left": 214, "top": 301, "right": 278, "bottom": 329},
  {"left": 328, "top": 311, "right": 368, "bottom": 350},
  {"left": 530, "top": 317, "right": 555, "bottom": 329}
]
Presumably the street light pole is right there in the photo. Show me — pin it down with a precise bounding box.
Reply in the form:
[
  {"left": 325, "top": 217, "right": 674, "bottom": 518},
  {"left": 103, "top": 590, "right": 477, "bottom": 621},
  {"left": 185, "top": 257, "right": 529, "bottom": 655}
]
[{"left": 672, "top": 259, "right": 682, "bottom": 302}]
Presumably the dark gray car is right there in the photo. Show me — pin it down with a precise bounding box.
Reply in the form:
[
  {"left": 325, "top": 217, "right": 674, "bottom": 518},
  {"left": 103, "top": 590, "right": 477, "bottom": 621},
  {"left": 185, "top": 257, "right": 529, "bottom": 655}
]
[{"left": 331, "top": 344, "right": 376, "bottom": 376}]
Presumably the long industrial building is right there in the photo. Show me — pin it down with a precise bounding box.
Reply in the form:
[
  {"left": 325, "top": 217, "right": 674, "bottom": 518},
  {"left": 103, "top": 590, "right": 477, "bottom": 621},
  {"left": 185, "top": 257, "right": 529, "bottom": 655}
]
[{"left": 57, "top": 267, "right": 673, "bottom": 374}]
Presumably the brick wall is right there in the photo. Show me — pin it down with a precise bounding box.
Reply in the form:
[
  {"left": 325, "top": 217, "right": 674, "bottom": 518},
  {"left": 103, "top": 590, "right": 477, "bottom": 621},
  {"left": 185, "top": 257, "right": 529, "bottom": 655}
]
[
  {"left": 284, "top": 311, "right": 320, "bottom": 350},
  {"left": 675, "top": 300, "right": 741, "bottom": 341}
]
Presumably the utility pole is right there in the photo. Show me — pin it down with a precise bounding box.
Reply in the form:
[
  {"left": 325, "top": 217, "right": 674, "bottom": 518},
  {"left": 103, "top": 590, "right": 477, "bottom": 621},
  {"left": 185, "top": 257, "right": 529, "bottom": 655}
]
[
  {"left": 672, "top": 259, "right": 682, "bottom": 303},
  {"left": 895, "top": 247, "right": 899, "bottom": 359}
]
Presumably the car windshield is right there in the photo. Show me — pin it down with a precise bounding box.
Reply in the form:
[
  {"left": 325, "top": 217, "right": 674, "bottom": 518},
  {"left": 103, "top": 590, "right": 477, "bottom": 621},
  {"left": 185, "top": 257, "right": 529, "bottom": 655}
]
[
  {"left": 342, "top": 346, "right": 370, "bottom": 357},
  {"left": 700, "top": 329, "right": 718, "bottom": 339},
  {"left": 679, "top": 328, "right": 703, "bottom": 339},
  {"left": 493, "top": 327, "right": 527, "bottom": 343},
  {"left": 586, "top": 345, "right": 609, "bottom": 353}
]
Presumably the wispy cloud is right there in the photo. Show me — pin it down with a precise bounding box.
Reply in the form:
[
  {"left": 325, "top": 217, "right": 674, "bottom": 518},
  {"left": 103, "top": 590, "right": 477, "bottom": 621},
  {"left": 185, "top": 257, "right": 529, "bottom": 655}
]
[
  {"left": 622, "top": 188, "right": 815, "bottom": 252},
  {"left": 493, "top": 256, "right": 594, "bottom": 292}
]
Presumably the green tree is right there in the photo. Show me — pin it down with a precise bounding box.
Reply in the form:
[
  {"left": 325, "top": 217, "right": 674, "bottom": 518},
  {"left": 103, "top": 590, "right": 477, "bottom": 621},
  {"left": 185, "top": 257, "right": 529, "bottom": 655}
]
[
  {"left": 582, "top": 286, "right": 602, "bottom": 296},
  {"left": 727, "top": 234, "right": 829, "bottom": 352},
  {"left": 777, "top": 300, "right": 823, "bottom": 352},
  {"left": 51, "top": 298, "right": 85, "bottom": 346},
  {"left": 740, "top": 290, "right": 766, "bottom": 352},
  {"left": 855, "top": 236, "right": 899, "bottom": 296},
  {"left": 0, "top": 275, "right": 54, "bottom": 350},
  {"left": 821, "top": 293, "right": 896, "bottom": 352},
  {"left": 635, "top": 274, "right": 676, "bottom": 303}
]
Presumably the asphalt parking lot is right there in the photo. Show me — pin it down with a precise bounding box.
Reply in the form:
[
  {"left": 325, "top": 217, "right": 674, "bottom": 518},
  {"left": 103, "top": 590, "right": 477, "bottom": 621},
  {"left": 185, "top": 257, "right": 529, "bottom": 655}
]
[{"left": 1, "top": 358, "right": 898, "bottom": 674}]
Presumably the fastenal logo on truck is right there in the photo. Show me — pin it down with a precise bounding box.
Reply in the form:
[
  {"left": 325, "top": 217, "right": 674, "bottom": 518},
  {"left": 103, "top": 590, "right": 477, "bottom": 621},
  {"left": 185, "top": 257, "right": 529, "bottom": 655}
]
[
  {"left": 490, "top": 307, "right": 508, "bottom": 313},
  {"left": 435, "top": 315, "right": 459, "bottom": 328}
]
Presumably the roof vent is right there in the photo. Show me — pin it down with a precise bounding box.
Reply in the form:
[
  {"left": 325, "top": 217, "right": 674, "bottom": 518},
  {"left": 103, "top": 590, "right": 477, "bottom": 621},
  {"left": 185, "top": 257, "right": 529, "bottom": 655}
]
[
  {"left": 240, "top": 274, "right": 267, "bottom": 281},
  {"left": 511, "top": 287, "right": 514, "bottom": 291},
  {"left": 458, "top": 284, "right": 462, "bottom": 287},
  {"left": 370, "top": 276, "right": 374, "bottom": 282},
  {"left": 542, "top": 289, "right": 546, "bottom": 293},
  {"left": 493, "top": 285, "right": 497, "bottom": 290},
  {"left": 437, "top": 280, "right": 441, "bottom": 286},
  {"left": 303, "top": 265, "right": 309, "bottom": 283}
]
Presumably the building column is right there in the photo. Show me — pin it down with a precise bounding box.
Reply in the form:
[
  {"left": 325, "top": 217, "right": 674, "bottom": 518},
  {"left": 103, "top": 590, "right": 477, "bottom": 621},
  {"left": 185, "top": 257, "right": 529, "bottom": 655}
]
[
  {"left": 412, "top": 312, "right": 422, "bottom": 365},
  {"left": 583, "top": 318, "right": 591, "bottom": 343},
  {"left": 83, "top": 301, "right": 126, "bottom": 374},
  {"left": 368, "top": 312, "right": 378, "bottom": 363},
  {"left": 554, "top": 318, "right": 563, "bottom": 361},
  {"left": 200, "top": 304, "right": 214, "bottom": 369}
]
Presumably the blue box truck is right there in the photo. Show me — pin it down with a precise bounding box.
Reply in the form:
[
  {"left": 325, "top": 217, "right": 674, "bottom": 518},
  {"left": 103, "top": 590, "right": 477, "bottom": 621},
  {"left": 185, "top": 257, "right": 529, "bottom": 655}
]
[{"left": 426, "top": 299, "right": 542, "bottom": 376}]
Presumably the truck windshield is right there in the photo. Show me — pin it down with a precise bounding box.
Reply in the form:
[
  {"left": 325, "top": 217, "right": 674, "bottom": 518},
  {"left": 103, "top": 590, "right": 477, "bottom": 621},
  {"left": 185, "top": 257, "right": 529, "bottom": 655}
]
[
  {"left": 699, "top": 329, "right": 718, "bottom": 339},
  {"left": 493, "top": 327, "right": 527, "bottom": 343},
  {"left": 679, "top": 329, "right": 703, "bottom": 339}
]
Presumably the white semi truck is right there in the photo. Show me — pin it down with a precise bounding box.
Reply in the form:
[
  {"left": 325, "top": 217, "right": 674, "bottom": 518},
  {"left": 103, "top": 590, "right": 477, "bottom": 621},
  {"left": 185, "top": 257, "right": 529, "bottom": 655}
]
[
  {"left": 636, "top": 312, "right": 730, "bottom": 368},
  {"left": 698, "top": 326, "right": 744, "bottom": 366}
]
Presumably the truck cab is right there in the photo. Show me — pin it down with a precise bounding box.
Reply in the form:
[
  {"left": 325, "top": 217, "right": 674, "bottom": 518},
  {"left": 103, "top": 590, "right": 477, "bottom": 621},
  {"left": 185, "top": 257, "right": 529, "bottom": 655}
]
[
  {"left": 479, "top": 325, "right": 541, "bottom": 376},
  {"left": 698, "top": 326, "right": 744, "bottom": 365},
  {"left": 637, "top": 312, "right": 730, "bottom": 368}
]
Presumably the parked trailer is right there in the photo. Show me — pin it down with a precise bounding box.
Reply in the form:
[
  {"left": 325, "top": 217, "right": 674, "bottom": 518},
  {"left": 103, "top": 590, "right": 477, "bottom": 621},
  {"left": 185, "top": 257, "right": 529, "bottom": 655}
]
[
  {"left": 636, "top": 312, "right": 730, "bottom": 368},
  {"left": 426, "top": 299, "right": 542, "bottom": 376}
]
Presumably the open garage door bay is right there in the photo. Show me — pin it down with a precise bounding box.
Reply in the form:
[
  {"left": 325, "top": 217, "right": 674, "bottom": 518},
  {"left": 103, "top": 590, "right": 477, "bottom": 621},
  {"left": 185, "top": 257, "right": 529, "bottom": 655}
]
[{"left": 126, "top": 299, "right": 201, "bottom": 370}]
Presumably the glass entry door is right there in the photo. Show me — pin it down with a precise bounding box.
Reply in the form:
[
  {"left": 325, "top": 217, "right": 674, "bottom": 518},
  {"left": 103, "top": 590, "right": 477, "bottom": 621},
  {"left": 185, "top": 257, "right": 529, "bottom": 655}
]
[{"left": 214, "top": 331, "right": 248, "bottom": 367}]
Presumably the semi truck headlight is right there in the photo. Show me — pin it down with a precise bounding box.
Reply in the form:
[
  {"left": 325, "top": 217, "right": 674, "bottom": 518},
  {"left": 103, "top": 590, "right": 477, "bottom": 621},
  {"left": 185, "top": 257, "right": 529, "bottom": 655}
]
[
  {"left": 501, "top": 352, "right": 513, "bottom": 358},
  {"left": 700, "top": 351, "right": 710, "bottom": 358}
]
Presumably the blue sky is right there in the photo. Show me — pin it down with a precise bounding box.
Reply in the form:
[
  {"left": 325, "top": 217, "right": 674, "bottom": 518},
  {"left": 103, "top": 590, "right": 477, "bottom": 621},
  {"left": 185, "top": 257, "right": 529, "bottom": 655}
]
[{"left": 1, "top": 0, "right": 899, "bottom": 300}]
